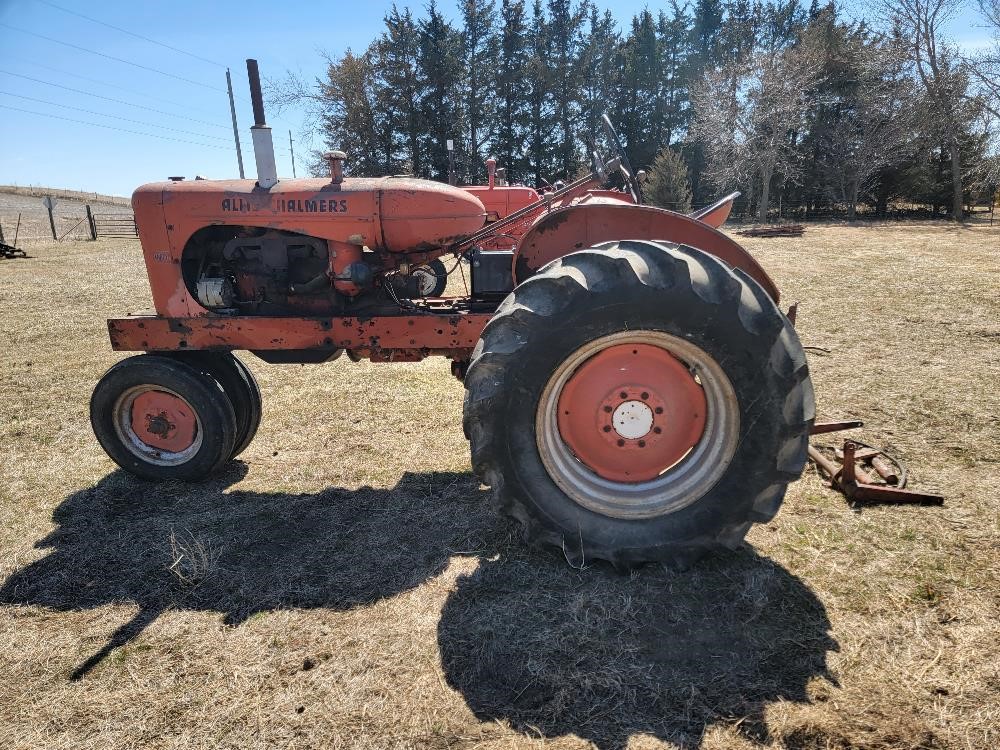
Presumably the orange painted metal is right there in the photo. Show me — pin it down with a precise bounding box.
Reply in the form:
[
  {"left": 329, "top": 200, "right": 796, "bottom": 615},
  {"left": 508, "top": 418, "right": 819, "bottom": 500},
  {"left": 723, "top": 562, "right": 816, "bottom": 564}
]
[
  {"left": 132, "top": 177, "right": 486, "bottom": 317},
  {"left": 689, "top": 191, "right": 739, "bottom": 228},
  {"left": 108, "top": 312, "right": 494, "bottom": 360},
  {"left": 556, "top": 343, "right": 707, "bottom": 483},
  {"left": 130, "top": 390, "right": 197, "bottom": 452},
  {"left": 464, "top": 184, "right": 540, "bottom": 222},
  {"left": 512, "top": 202, "right": 780, "bottom": 301}
]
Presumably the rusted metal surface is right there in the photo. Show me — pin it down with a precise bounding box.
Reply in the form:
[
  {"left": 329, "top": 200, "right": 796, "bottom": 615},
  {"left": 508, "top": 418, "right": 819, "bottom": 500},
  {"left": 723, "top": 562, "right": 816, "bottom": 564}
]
[
  {"left": 1, "top": 213, "right": 25, "bottom": 258},
  {"left": 811, "top": 420, "right": 864, "bottom": 435},
  {"left": 871, "top": 454, "right": 900, "bottom": 485},
  {"left": 808, "top": 426, "right": 944, "bottom": 506},
  {"left": 107, "top": 312, "right": 493, "bottom": 361},
  {"left": 133, "top": 177, "right": 487, "bottom": 317},
  {"left": 555, "top": 342, "right": 707, "bottom": 483},
  {"left": 737, "top": 224, "right": 805, "bottom": 238}
]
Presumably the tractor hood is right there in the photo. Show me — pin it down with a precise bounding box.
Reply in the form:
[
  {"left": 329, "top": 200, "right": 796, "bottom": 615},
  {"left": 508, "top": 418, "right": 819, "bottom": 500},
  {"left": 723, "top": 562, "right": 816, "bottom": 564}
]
[{"left": 133, "top": 176, "right": 487, "bottom": 253}]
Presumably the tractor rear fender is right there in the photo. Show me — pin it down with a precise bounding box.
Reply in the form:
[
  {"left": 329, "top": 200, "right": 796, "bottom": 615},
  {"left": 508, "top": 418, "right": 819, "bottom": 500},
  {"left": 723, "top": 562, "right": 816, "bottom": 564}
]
[{"left": 512, "top": 202, "right": 779, "bottom": 302}]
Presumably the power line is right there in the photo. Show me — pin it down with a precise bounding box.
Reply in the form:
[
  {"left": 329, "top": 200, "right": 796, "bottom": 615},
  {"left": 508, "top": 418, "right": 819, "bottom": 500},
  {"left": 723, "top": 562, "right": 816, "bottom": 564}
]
[
  {"left": 0, "top": 21, "right": 227, "bottom": 94},
  {"left": 26, "top": 60, "right": 230, "bottom": 119},
  {"left": 36, "top": 0, "right": 227, "bottom": 68},
  {"left": 0, "top": 70, "right": 229, "bottom": 130},
  {"left": 0, "top": 103, "right": 233, "bottom": 151},
  {"left": 0, "top": 91, "right": 231, "bottom": 141}
]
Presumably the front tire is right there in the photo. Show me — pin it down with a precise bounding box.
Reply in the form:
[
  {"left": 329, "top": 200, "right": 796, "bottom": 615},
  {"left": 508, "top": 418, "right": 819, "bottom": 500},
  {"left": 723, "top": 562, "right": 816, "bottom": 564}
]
[
  {"left": 462, "top": 240, "right": 814, "bottom": 568},
  {"left": 166, "top": 352, "right": 262, "bottom": 458},
  {"left": 90, "top": 354, "right": 238, "bottom": 481}
]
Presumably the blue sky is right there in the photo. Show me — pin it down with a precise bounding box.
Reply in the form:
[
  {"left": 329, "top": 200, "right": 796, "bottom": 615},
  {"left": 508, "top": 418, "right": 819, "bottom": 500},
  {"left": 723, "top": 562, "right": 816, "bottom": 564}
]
[{"left": 0, "top": 0, "right": 991, "bottom": 197}]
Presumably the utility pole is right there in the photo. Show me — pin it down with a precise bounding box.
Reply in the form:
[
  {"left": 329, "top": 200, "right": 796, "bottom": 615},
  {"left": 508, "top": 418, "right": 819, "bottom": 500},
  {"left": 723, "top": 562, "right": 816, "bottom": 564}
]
[
  {"left": 226, "top": 68, "right": 245, "bottom": 179},
  {"left": 447, "top": 139, "right": 455, "bottom": 186},
  {"left": 289, "top": 130, "right": 296, "bottom": 178}
]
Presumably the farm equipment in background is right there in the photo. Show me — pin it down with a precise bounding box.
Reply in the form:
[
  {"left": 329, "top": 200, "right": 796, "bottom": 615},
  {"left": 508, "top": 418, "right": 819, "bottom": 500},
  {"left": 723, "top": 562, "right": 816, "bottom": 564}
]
[
  {"left": 0, "top": 213, "right": 26, "bottom": 258},
  {"left": 90, "top": 60, "right": 814, "bottom": 569}
]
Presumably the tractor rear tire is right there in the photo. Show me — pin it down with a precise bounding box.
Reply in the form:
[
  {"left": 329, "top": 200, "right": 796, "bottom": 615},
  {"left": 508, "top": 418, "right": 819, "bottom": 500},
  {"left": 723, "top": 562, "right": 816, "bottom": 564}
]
[
  {"left": 462, "top": 240, "right": 814, "bottom": 569},
  {"left": 168, "top": 352, "right": 262, "bottom": 458},
  {"left": 90, "top": 354, "right": 238, "bottom": 481}
]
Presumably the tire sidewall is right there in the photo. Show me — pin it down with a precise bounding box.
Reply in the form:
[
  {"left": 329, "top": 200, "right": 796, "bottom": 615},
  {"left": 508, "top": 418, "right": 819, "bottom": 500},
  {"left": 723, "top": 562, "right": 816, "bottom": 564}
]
[
  {"left": 90, "top": 355, "right": 237, "bottom": 481},
  {"left": 494, "top": 277, "right": 792, "bottom": 553}
]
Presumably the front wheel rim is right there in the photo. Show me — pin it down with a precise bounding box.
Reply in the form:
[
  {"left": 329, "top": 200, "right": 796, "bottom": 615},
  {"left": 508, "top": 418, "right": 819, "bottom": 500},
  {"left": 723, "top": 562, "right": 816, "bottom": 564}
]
[
  {"left": 536, "top": 330, "right": 740, "bottom": 520},
  {"left": 112, "top": 384, "right": 203, "bottom": 466}
]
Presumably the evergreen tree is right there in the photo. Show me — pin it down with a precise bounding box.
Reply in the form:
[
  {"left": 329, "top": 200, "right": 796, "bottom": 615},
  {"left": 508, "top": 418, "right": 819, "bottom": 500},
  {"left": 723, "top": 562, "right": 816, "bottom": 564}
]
[
  {"left": 290, "top": 0, "right": 997, "bottom": 217},
  {"left": 685, "top": 0, "right": 725, "bottom": 200},
  {"left": 546, "top": 0, "right": 586, "bottom": 178},
  {"left": 526, "top": 0, "right": 555, "bottom": 185},
  {"left": 645, "top": 146, "right": 693, "bottom": 210},
  {"left": 317, "top": 49, "right": 386, "bottom": 176},
  {"left": 656, "top": 4, "right": 692, "bottom": 148},
  {"left": 616, "top": 11, "right": 660, "bottom": 168},
  {"left": 494, "top": 0, "right": 531, "bottom": 181},
  {"left": 373, "top": 6, "right": 423, "bottom": 174},
  {"left": 418, "top": 0, "right": 464, "bottom": 180},
  {"left": 578, "top": 4, "right": 619, "bottom": 149},
  {"left": 460, "top": 0, "right": 499, "bottom": 182}
]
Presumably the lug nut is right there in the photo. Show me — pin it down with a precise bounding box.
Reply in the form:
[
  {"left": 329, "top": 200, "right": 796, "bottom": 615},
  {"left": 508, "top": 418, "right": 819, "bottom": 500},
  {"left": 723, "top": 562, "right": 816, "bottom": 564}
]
[
  {"left": 603, "top": 425, "right": 611, "bottom": 432},
  {"left": 619, "top": 391, "right": 628, "bottom": 399},
  {"left": 655, "top": 406, "right": 664, "bottom": 414},
  {"left": 617, "top": 439, "right": 625, "bottom": 447},
  {"left": 638, "top": 440, "right": 646, "bottom": 448},
  {"left": 641, "top": 391, "right": 649, "bottom": 400}
]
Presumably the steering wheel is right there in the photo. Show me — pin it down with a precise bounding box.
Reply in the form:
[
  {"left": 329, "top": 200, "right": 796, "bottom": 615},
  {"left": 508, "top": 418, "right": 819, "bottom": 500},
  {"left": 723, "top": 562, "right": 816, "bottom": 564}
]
[{"left": 601, "top": 114, "right": 643, "bottom": 204}]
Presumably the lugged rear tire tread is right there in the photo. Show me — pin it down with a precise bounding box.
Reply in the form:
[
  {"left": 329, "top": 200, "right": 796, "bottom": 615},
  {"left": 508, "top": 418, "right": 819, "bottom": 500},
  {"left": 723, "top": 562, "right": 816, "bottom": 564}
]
[{"left": 463, "top": 240, "right": 814, "bottom": 568}]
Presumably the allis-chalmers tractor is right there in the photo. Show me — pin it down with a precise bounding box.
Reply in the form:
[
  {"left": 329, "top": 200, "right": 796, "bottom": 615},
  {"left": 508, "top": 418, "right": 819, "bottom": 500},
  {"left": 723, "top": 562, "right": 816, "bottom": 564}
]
[{"left": 90, "top": 61, "right": 814, "bottom": 568}]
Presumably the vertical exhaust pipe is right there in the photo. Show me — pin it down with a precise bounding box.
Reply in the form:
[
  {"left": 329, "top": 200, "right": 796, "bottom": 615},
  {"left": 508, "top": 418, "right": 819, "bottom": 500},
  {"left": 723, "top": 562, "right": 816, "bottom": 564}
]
[{"left": 246, "top": 59, "right": 277, "bottom": 189}]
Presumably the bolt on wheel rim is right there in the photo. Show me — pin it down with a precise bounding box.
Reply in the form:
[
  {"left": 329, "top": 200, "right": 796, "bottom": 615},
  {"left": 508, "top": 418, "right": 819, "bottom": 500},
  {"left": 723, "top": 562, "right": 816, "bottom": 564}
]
[
  {"left": 536, "top": 331, "right": 740, "bottom": 520},
  {"left": 113, "top": 385, "right": 202, "bottom": 466}
]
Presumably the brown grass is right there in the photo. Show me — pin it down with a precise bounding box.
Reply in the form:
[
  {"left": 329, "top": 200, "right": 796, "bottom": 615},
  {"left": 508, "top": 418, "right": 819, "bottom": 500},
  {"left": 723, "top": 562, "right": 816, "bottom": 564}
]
[{"left": 0, "top": 222, "right": 998, "bottom": 749}]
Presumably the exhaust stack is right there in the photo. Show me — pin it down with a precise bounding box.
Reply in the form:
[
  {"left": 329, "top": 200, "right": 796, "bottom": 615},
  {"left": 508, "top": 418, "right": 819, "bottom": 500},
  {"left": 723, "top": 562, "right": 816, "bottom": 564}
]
[{"left": 246, "top": 59, "right": 277, "bottom": 189}]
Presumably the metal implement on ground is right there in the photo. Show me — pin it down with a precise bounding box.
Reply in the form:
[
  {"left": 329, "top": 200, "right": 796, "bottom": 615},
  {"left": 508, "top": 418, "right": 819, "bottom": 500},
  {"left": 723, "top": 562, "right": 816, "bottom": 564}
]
[
  {"left": 808, "top": 421, "right": 944, "bottom": 506},
  {"left": 0, "top": 213, "right": 26, "bottom": 258},
  {"left": 738, "top": 224, "right": 805, "bottom": 238},
  {"left": 90, "top": 58, "right": 817, "bottom": 569}
]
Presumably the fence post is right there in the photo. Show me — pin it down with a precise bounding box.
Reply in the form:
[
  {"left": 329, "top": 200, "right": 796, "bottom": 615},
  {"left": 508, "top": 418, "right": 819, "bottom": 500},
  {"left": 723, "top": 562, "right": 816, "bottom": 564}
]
[
  {"left": 46, "top": 200, "right": 57, "bottom": 240},
  {"left": 0, "top": 220, "right": 4, "bottom": 245},
  {"left": 86, "top": 204, "right": 97, "bottom": 240}
]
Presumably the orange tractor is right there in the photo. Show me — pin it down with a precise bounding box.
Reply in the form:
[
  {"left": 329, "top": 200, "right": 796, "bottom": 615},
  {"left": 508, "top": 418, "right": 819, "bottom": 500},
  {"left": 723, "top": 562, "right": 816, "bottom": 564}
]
[{"left": 91, "top": 61, "right": 813, "bottom": 568}]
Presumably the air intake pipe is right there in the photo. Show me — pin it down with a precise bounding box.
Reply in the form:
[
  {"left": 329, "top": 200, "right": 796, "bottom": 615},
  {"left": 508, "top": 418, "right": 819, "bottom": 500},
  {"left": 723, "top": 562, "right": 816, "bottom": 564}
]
[{"left": 246, "top": 59, "right": 277, "bottom": 189}]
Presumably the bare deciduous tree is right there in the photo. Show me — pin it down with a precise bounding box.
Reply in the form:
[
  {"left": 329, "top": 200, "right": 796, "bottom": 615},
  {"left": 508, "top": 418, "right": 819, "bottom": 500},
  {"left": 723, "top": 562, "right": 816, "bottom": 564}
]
[
  {"left": 876, "top": 0, "right": 972, "bottom": 220},
  {"left": 818, "top": 41, "right": 914, "bottom": 219},
  {"left": 974, "top": 0, "right": 1000, "bottom": 183},
  {"left": 691, "top": 46, "right": 820, "bottom": 222}
]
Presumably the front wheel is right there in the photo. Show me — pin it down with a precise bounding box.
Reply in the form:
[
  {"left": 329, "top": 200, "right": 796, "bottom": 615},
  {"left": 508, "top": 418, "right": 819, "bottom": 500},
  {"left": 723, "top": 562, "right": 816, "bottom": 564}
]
[
  {"left": 90, "top": 354, "right": 238, "bottom": 481},
  {"left": 463, "top": 240, "right": 814, "bottom": 568}
]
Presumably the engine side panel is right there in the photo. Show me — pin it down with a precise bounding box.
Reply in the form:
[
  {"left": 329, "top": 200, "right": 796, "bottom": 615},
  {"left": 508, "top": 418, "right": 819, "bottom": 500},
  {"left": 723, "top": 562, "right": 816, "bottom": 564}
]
[{"left": 133, "top": 177, "right": 486, "bottom": 317}]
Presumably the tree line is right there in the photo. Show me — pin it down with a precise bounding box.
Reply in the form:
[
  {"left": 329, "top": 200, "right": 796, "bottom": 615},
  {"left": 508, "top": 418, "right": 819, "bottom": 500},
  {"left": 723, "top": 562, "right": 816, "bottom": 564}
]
[{"left": 272, "top": 0, "right": 999, "bottom": 221}]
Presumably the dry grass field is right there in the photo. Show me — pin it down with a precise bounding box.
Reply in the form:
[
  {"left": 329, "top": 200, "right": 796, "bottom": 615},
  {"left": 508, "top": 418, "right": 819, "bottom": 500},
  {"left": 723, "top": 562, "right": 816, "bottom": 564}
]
[{"left": 0, "top": 222, "right": 998, "bottom": 749}]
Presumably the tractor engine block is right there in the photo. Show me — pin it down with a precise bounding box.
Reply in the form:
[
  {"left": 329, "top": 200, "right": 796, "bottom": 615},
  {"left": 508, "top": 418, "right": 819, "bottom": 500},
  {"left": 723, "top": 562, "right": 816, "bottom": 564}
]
[{"left": 183, "top": 228, "right": 344, "bottom": 316}]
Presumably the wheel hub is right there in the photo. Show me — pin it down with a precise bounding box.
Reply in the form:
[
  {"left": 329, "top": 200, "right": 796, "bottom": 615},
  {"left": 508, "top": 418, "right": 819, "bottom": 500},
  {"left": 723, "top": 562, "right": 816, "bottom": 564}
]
[
  {"left": 612, "top": 400, "right": 654, "bottom": 439},
  {"left": 129, "top": 390, "right": 197, "bottom": 452},
  {"left": 556, "top": 343, "right": 708, "bottom": 483}
]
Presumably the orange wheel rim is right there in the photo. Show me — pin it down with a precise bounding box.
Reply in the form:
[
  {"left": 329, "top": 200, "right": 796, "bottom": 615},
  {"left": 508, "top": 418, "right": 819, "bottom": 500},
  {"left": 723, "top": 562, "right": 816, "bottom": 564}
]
[
  {"left": 556, "top": 343, "right": 708, "bottom": 483},
  {"left": 129, "top": 390, "right": 198, "bottom": 452}
]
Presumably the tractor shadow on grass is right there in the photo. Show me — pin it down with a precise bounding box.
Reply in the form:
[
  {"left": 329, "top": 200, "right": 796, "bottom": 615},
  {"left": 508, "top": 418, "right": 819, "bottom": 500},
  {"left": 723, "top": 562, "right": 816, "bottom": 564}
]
[
  {"left": 437, "top": 547, "right": 839, "bottom": 750},
  {"left": 0, "top": 465, "right": 492, "bottom": 680},
  {"left": 1, "top": 466, "right": 837, "bottom": 748}
]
